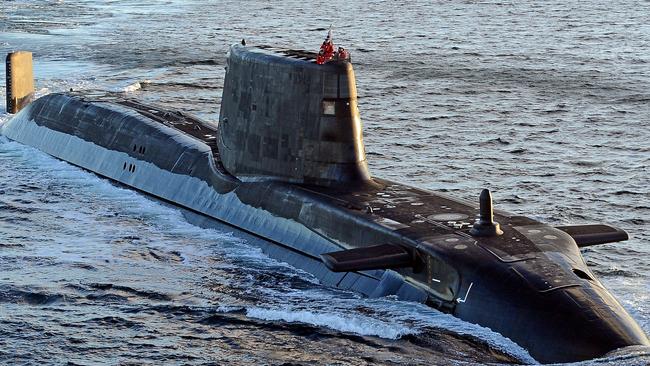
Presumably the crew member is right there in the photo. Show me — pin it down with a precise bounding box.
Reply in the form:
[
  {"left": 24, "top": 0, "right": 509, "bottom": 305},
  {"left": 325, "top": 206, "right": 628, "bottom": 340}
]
[
  {"left": 316, "top": 29, "right": 335, "bottom": 64},
  {"left": 337, "top": 47, "right": 350, "bottom": 61}
]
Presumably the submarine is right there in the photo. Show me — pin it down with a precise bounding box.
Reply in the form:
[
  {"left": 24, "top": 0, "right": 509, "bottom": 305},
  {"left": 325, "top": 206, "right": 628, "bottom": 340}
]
[{"left": 3, "top": 46, "right": 649, "bottom": 364}]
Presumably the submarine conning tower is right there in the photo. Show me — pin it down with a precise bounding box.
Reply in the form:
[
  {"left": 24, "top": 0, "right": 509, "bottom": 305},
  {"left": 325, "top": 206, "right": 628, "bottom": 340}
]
[{"left": 218, "top": 44, "right": 371, "bottom": 187}]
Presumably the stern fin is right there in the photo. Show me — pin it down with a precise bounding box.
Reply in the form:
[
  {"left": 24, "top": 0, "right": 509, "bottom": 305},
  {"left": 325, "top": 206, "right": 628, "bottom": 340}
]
[{"left": 6, "top": 51, "right": 35, "bottom": 114}]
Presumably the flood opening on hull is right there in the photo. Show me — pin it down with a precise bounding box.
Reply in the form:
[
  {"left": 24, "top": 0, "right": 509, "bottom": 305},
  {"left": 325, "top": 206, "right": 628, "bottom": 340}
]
[{"left": 573, "top": 268, "right": 594, "bottom": 281}]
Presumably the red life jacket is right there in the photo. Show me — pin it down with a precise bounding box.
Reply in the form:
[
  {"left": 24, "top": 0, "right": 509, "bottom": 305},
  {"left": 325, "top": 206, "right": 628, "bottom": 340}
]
[
  {"left": 317, "top": 41, "right": 335, "bottom": 64},
  {"left": 324, "top": 42, "right": 334, "bottom": 57}
]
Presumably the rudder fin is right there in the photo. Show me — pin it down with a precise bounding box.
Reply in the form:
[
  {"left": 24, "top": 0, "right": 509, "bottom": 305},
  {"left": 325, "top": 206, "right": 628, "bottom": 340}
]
[{"left": 6, "top": 51, "right": 35, "bottom": 114}]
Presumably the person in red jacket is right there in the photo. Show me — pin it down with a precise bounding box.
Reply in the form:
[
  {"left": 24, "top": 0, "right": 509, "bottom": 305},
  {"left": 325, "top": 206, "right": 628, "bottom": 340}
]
[
  {"left": 337, "top": 46, "right": 350, "bottom": 61},
  {"left": 316, "top": 29, "right": 335, "bottom": 64}
]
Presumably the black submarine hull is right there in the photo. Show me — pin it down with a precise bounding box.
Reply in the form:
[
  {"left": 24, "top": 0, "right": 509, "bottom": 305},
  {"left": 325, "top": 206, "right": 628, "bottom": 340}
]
[
  {"left": 1, "top": 93, "right": 430, "bottom": 301},
  {"left": 4, "top": 92, "right": 648, "bottom": 364},
  {"left": 3, "top": 43, "right": 648, "bottom": 363}
]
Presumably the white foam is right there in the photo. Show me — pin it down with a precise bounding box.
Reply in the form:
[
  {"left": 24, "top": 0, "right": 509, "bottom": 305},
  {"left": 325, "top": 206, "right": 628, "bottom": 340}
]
[
  {"left": 239, "top": 287, "right": 538, "bottom": 364},
  {"left": 34, "top": 88, "right": 50, "bottom": 99},
  {"left": 216, "top": 305, "right": 245, "bottom": 313},
  {"left": 122, "top": 82, "right": 142, "bottom": 93},
  {"left": 246, "top": 307, "right": 415, "bottom": 339},
  {"left": 0, "top": 137, "right": 239, "bottom": 244}
]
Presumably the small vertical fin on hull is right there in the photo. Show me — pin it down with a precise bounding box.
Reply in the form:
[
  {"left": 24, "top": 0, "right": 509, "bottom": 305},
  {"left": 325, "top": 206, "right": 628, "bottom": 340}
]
[{"left": 6, "top": 51, "right": 35, "bottom": 114}]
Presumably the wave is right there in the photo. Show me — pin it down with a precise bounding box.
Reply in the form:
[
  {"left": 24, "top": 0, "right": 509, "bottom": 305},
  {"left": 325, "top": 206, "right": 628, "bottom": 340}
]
[
  {"left": 139, "top": 81, "right": 221, "bottom": 90},
  {"left": 228, "top": 297, "right": 536, "bottom": 364},
  {"left": 246, "top": 307, "right": 415, "bottom": 339},
  {"left": 86, "top": 283, "right": 172, "bottom": 301},
  {"left": 122, "top": 82, "right": 142, "bottom": 93},
  {"left": 0, "top": 285, "right": 66, "bottom": 306},
  {"left": 83, "top": 316, "right": 141, "bottom": 329}
]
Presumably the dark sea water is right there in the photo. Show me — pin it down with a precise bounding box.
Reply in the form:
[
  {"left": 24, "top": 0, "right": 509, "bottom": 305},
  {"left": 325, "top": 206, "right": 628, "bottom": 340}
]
[{"left": 1, "top": 1, "right": 648, "bottom": 365}]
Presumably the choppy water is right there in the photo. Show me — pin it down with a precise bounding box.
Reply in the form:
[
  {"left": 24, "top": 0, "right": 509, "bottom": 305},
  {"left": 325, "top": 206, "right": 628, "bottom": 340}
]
[{"left": 1, "top": 1, "right": 649, "bottom": 365}]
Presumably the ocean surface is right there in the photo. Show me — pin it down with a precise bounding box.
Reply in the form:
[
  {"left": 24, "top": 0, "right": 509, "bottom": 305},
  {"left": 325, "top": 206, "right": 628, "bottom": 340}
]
[{"left": 1, "top": 1, "right": 649, "bottom": 365}]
